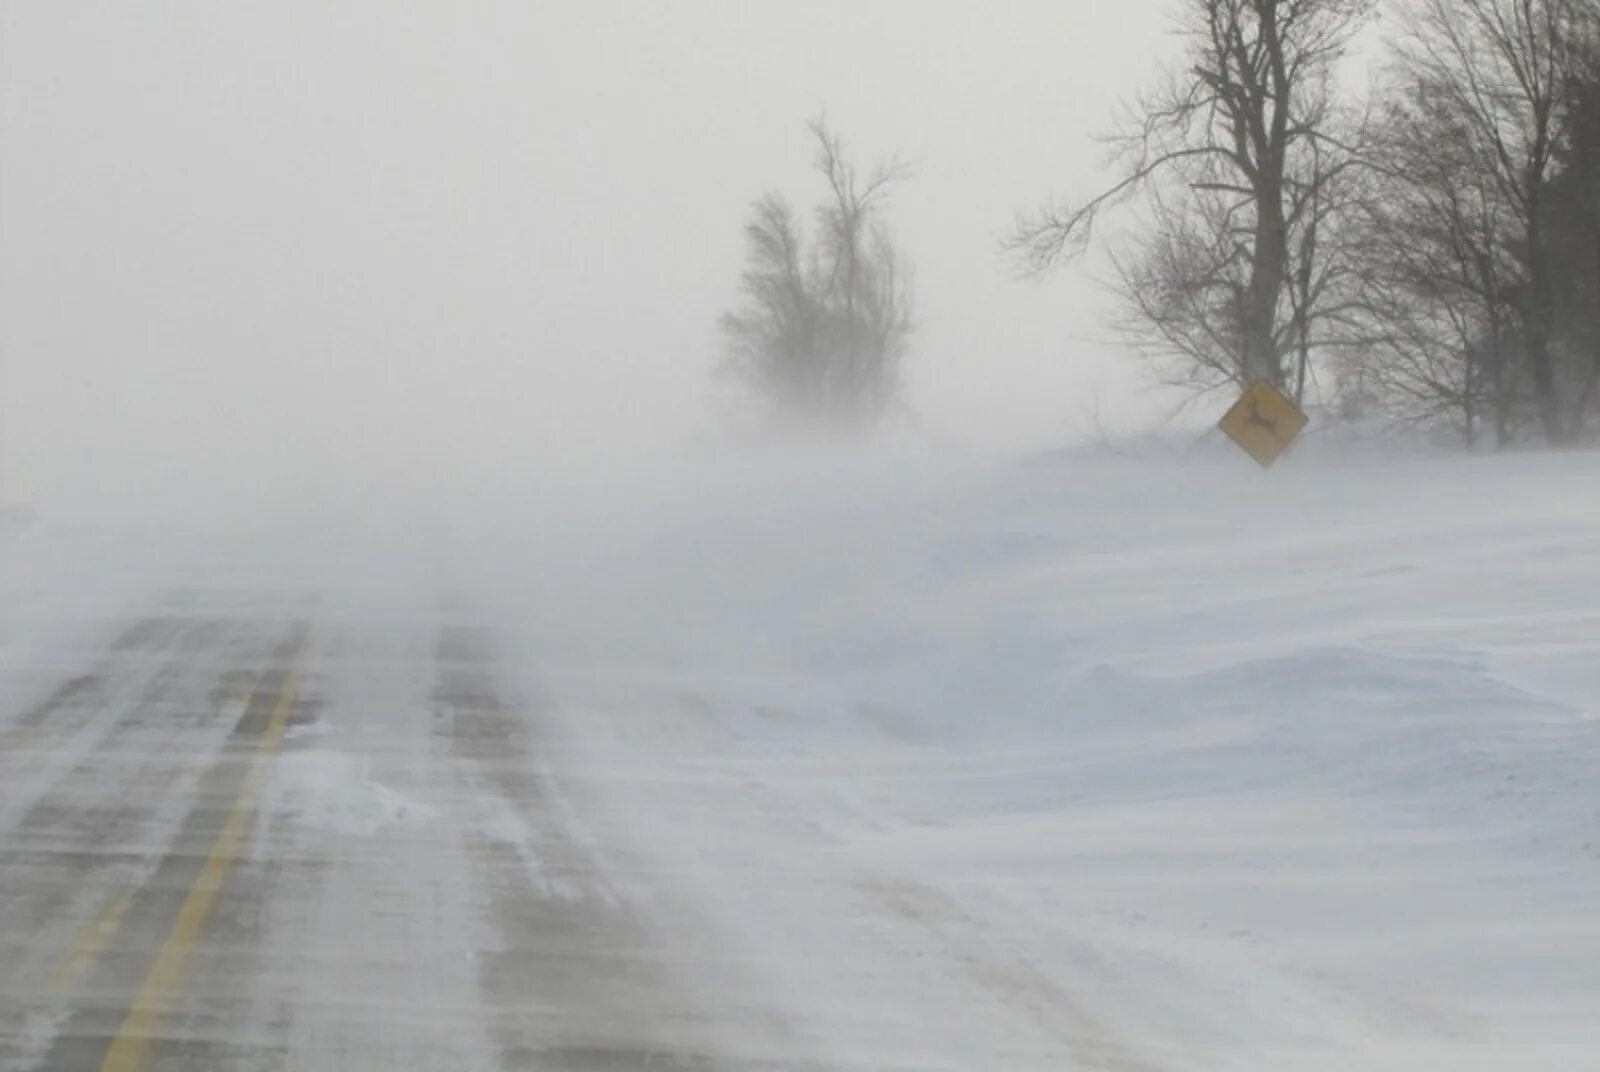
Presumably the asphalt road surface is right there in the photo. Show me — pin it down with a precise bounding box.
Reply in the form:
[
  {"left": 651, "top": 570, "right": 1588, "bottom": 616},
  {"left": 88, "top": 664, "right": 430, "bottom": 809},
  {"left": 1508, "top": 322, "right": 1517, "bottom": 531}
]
[{"left": 0, "top": 595, "right": 819, "bottom": 1072}]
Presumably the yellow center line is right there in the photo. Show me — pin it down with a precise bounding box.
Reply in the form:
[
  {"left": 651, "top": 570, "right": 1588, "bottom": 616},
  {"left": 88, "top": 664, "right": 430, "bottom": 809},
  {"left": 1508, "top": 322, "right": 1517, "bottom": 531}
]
[
  {"left": 99, "top": 639, "right": 309, "bottom": 1072},
  {"left": 47, "top": 677, "right": 268, "bottom": 996}
]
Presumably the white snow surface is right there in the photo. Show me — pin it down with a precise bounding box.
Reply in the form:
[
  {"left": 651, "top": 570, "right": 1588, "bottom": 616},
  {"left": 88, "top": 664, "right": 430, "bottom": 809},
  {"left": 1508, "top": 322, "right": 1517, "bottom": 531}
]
[
  {"left": 460, "top": 442, "right": 1600, "bottom": 1070},
  {"left": 3, "top": 439, "right": 1597, "bottom": 1069}
]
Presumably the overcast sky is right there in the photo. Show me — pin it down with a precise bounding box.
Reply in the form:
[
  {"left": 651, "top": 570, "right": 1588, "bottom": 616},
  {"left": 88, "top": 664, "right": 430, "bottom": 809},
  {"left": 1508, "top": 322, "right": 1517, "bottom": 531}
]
[{"left": 0, "top": 1, "right": 1184, "bottom": 513}]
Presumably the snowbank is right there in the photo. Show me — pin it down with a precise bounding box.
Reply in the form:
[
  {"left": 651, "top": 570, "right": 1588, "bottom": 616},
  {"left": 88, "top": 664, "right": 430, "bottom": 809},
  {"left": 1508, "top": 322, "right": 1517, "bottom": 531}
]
[{"left": 469, "top": 444, "right": 1600, "bottom": 1069}]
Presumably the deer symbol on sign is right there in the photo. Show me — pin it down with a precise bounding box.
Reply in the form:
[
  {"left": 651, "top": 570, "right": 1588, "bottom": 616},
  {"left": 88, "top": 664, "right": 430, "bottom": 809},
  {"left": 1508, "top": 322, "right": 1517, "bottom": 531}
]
[{"left": 1243, "top": 397, "right": 1282, "bottom": 439}]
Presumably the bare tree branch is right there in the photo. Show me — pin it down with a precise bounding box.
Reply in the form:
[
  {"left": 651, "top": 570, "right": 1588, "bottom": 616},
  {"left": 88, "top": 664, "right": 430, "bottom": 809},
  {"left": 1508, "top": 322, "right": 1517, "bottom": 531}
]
[{"left": 1011, "top": 0, "right": 1376, "bottom": 397}]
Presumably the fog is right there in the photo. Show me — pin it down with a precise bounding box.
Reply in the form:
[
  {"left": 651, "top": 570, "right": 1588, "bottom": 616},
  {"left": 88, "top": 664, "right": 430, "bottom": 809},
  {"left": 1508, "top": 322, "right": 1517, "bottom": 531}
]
[
  {"left": 0, "top": 1, "right": 1184, "bottom": 522},
  {"left": 5, "top": 8, "right": 1600, "bottom": 1065}
]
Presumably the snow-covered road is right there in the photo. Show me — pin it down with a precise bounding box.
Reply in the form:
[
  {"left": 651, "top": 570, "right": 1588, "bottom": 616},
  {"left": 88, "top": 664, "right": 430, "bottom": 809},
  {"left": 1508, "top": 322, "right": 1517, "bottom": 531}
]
[
  {"left": 2, "top": 444, "right": 1598, "bottom": 1070},
  {"left": 0, "top": 599, "right": 780, "bottom": 1071}
]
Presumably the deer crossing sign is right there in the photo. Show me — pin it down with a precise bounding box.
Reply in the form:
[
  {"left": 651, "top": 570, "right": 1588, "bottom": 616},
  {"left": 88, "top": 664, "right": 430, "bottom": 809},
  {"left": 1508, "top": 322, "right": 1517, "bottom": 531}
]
[{"left": 1218, "top": 380, "right": 1309, "bottom": 469}]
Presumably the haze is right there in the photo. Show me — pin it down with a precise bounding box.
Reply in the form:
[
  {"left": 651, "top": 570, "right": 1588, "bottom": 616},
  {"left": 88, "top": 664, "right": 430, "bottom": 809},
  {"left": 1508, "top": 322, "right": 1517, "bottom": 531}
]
[
  {"left": 3, "top": 4, "right": 1600, "bottom": 1068},
  {"left": 0, "top": 1, "right": 1182, "bottom": 520}
]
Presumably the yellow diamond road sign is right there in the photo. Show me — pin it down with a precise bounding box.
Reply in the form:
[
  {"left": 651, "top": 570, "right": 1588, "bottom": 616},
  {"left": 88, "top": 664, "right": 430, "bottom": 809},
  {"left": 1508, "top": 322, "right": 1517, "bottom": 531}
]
[{"left": 1219, "top": 380, "right": 1309, "bottom": 469}]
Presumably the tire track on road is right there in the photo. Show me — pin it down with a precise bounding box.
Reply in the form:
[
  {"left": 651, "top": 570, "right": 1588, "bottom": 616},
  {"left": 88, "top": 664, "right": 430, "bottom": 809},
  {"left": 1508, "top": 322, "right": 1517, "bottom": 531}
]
[
  {"left": 435, "top": 626, "right": 729, "bottom": 1072},
  {"left": 850, "top": 872, "right": 1168, "bottom": 1072}
]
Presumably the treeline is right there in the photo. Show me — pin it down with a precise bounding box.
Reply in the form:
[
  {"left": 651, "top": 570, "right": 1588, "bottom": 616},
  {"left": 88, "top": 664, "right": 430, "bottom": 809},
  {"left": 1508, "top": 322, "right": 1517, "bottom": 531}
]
[
  {"left": 1345, "top": 0, "right": 1600, "bottom": 446},
  {"left": 725, "top": 1, "right": 1600, "bottom": 447},
  {"left": 1012, "top": 0, "right": 1600, "bottom": 447}
]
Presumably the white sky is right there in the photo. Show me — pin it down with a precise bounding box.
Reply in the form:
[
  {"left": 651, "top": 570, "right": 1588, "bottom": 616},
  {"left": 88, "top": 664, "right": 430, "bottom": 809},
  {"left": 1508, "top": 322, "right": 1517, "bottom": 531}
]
[{"left": 0, "top": 1, "right": 1183, "bottom": 512}]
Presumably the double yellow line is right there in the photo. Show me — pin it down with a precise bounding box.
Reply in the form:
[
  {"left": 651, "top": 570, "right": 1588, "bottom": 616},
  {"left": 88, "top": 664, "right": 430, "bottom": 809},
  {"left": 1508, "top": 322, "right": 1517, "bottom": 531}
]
[{"left": 85, "top": 637, "right": 308, "bottom": 1072}]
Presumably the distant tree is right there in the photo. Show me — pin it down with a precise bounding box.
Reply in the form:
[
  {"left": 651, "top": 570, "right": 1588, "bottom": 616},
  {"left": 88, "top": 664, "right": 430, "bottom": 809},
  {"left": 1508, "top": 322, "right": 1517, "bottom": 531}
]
[
  {"left": 1335, "top": 0, "right": 1600, "bottom": 446},
  {"left": 1384, "top": 0, "right": 1599, "bottom": 444},
  {"left": 1547, "top": 19, "right": 1600, "bottom": 437},
  {"left": 1011, "top": 0, "right": 1374, "bottom": 397},
  {"left": 1342, "top": 74, "right": 1525, "bottom": 446},
  {"left": 720, "top": 121, "right": 913, "bottom": 433}
]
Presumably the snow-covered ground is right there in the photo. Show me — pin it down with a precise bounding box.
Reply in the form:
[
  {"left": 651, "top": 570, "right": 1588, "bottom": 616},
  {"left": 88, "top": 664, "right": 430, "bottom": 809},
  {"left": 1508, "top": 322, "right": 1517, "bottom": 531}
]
[
  {"left": 463, "top": 440, "right": 1600, "bottom": 1070},
  {"left": 3, "top": 440, "right": 1597, "bottom": 1069}
]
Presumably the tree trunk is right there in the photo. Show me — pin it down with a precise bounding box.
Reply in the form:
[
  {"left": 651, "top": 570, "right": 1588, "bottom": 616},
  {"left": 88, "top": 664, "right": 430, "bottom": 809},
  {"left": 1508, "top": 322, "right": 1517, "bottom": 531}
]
[
  {"left": 1524, "top": 319, "right": 1565, "bottom": 443},
  {"left": 1489, "top": 310, "right": 1511, "bottom": 450},
  {"left": 1525, "top": 214, "right": 1568, "bottom": 444},
  {"left": 1575, "top": 361, "right": 1599, "bottom": 437},
  {"left": 1584, "top": 226, "right": 1600, "bottom": 438},
  {"left": 1244, "top": 194, "right": 1289, "bottom": 385}
]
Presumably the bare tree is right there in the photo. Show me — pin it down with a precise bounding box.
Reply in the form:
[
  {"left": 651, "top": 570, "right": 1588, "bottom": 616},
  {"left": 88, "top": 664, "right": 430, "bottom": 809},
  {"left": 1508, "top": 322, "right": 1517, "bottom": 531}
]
[
  {"left": 1012, "top": 0, "right": 1373, "bottom": 393},
  {"left": 1344, "top": 73, "right": 1526, "bottom": 446},
  {"left": 1282, "top": 124, "right": 1371, "bottom": 403},
  {"left": 1548, "top": 16, "right": 1600, "bottom": 437},
  {"left": 1392, "top": 0, "right": 1598, "bottom": 444},
  {"left": 809, "top": 121, "right": 914, "bottom": 427},
  {"left": 721, "top": 195, "right": 824, "bottom": 414},
  {"left": 721, "top": 121, "right": 913, "bottom": 432},
  {"left": 1107, "top": 186, "right": 1257, "bottom": 398}
]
